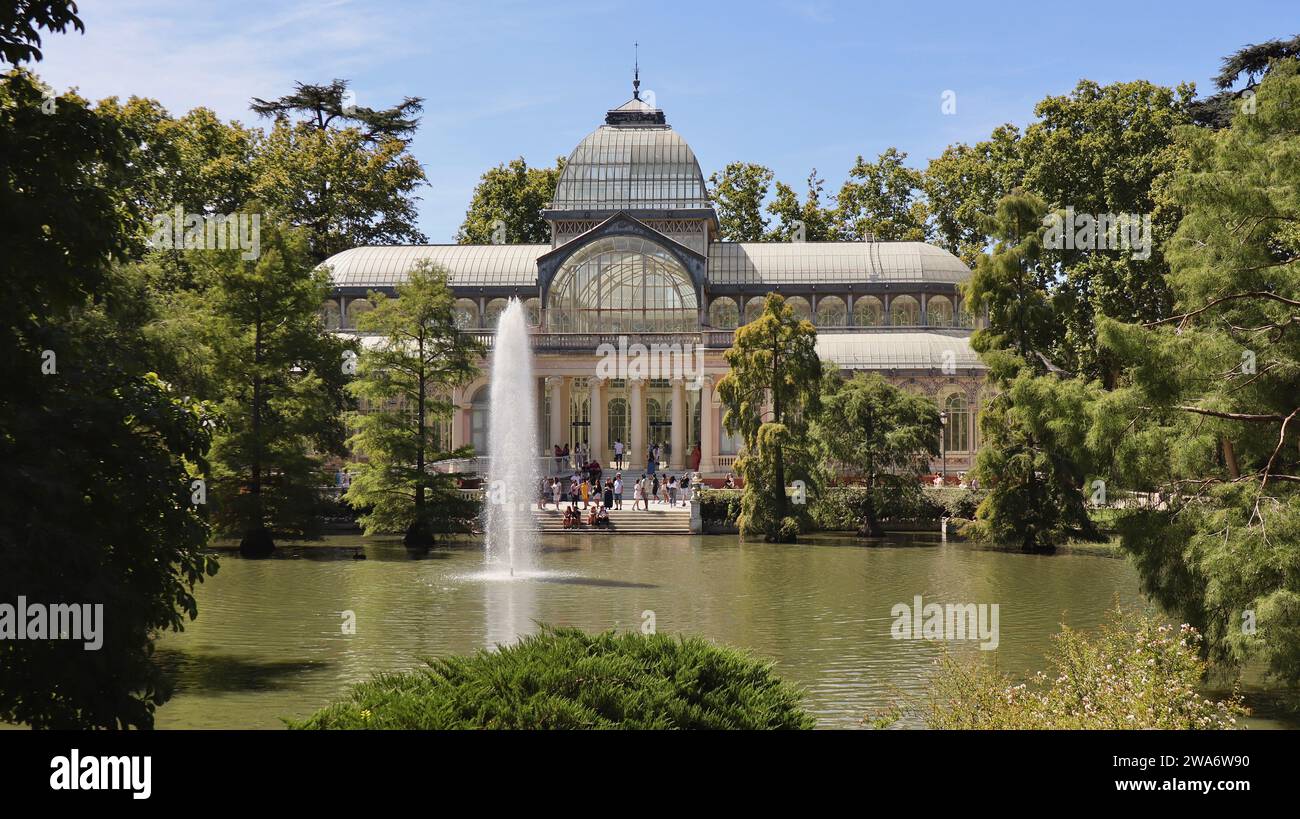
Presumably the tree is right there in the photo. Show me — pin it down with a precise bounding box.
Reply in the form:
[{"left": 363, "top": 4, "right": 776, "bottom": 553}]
[
  {"left": 1020, "top": 79, "right": 1190, "bottom": 380},
  {"left": 1088, "top": 61, "right": 1300, "bottom": 683},
  {"left": 834, "top": 147, "right": 929, "bottom": 241},
  {"left": 1191, "top": 34, "right": 1300, "bottom": 128},
  {"left": 963, "top": 192, "right": 1101, "bottom": 551},
  {"left": 250, "top": 78, "right": 422, "bottom": 144},
  {"left": 922, "top": 124, "right": 1024, "bottom": 266},
  {"left": 250, "top": 81, "right": 427, "bottom": 262},
  {"left": 456, "top": 157, "right": 565, "bottom": 244},
  {"left": 344, "top": 262, "right": 484, "bottom": 546},
  {"left": 708, "top": 161, "right": 773, "bottom": 241},
  {"left": 195, "top": 223, "right": 354, "bottom": 554},
  {"left": 1, "top": 69, "right": 216, "bottom": 728},
  {"left": 766, "top": 169, "right": 835, "bottom": 242},
  {"left": 812, "top": 373, "right": 939, "bottom": 536},
  {"left": 717, "top": 293, "right": 822, "bottom": 542},
  {"left": 0, "top": 1, "right": 81, "bottom": 64}
]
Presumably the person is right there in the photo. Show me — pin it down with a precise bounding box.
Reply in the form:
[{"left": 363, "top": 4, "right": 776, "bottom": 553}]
[
  {"left": 933, "top": 473, "right": 943, "bottom": 487},
  {"left": 553, "top": 444, "right": 562, "bottom": 473},
  {"left": 586, "top": 504, "right": 599, "bottom": 528},
  {"left": 579, "top": 478, "right": 589, "bottom": 509},
  {"left": 646, "top": 445, "right": 656, "bottom": 475},
  {"left": 632, "top": 474, "right": 643, "bottom": 511},
  {"left": 691, "top": 443, "right": 701, "bottom": 471},
  {"left": 538, "top": 476, "right": 549, "bottom": 510},
  {"left": 551, "top": 478, "right": 562, "bottom": 509},
  {"left": 680, "top": 472, "right": 691, "bottom": 505},
  {"left": 596, "top": 505, "right": 610, "bottom": 529},
  {"left": 651, "top": 473, "right": 660, "bottom": 504},
  {"left": 562, "top": 503, "right": 578, "bottom": 529},
  {"left": 724, "top": 472, "right": 735, "bottom": 489},
  {"left": 614, "top": 438, "right": 624, "bottom": 469},
  {"left": 613, "top": 474, "right": 623, "bottom": 510},
  {"left": 668, "top": 475, "right": 679, "bottom": 507},
  {"left": 659, "top": 475, "right": 670, "bottom": 505},
  {"left": 603, "top": 478, "right": 614, "bottom": 510}
]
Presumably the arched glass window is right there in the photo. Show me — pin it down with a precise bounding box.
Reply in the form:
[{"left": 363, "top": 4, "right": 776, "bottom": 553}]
[
  {"left": 470, "top": 386, "right": 490, "bottom": 455},
  {"left": 956, "top": 299, "right": 975, "bottom": 329},
  {"left": 743, "top": 297, "right": 766, "bottom": 324},
  {"left": 608, "top": 398, "right": 628, "bottom": 447},
  {"left": 815, "top": 295, "right": 847, "bottom": 327},
  {"left": 890, "top": 295, "right": 920, "bottom": 326},
  {"left": 853, "top": 296, "right": 883, "bottom": 327},
  {"left": 347, "top": 298, "right": 374, "bottom": 329},
  {"left": 453, "top": 298, "right": 479, "bottom": 329},
  {"left": 944, "top": 393, "right": 970, "bottom": 452},
  {"left": 547, "top": 235, "right": 698, "bottom": 332},
  {"left": 927, "top": 296, "right": 953, "bottom": 327},
  {"left": 321, "top": 300, "right": 341, "bottom": 330},
  {"left": 523, "top": 297, "right": 541, "bottom": 327},
  {"left": 484, "top": 298, "right": 509, "bottom": 328},
  {"left": 708, "top": 296, "right": 739, "bottom": 329},
  {"left": 570, "top": 379, "right": 589, "bottom": 448},
  {"left": 785, "top": 296, "right": 812, "bottom": 322}
]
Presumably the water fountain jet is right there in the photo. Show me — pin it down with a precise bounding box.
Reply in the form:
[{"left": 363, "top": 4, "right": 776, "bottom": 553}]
[{"left": 483, "top": 299, "right": 540, "bottom": 577}]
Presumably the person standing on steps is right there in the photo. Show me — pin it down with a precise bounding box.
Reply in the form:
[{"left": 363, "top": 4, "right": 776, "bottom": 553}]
[
  {"left": 613, "top": 438, "right": 624, "bottom": 469},
  {"left": 614, "top": 474, "right": 623, "bottom": 510}
]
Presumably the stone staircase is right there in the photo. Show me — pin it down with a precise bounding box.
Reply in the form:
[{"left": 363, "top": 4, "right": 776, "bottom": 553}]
[{"left": 533, "top": 502, "right": 693, "bottom": 535}]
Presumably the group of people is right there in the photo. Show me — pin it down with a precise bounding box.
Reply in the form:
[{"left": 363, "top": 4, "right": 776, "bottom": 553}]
[
  {"left": 550, "top": 440, "right": 705, "bottom": 476},
  {"left": 540, "top": 469, "right": 701, "bottom": 530}
]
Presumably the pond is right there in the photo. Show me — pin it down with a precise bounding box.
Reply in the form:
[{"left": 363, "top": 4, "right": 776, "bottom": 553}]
[{"left": 152, "top": 532, "right": 1294, "bottom": 729}]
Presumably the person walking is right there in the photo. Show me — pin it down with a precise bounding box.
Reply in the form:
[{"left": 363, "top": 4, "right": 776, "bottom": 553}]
[
  {"left": 632, "top": 474, "right": 644, "bottom": 511},
  {"left": 614, "top": 474, "right": 623, "bottom": 510}
]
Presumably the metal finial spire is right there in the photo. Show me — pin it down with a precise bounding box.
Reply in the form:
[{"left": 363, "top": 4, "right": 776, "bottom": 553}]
[{"left": 633, "top": 43, "right": 640, "bottom": 100}]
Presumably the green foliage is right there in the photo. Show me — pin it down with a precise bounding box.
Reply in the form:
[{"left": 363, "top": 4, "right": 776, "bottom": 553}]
[
  {"left": 923, "top": 124, "right": 1024, "bottom": 266},
  {"left": 344, "top": 262, "right": 484, "bottom": 539},
  {"left": 921, "top": 610, "right": 1247, "bottom": 729},
  {"left": 717, "top": 294, "right": 822, "bottom": 541},
  {"left": 457, "top": 156, "right": 565, "bottom": 244},
  {"left": 834, "top": 147, "right": 930, "bottom": 241},
  {"left": 812, "top": 372, "right": 940, "bottom": 535},
  {"left": 766, "top": 169, "right": 835, "bottom": 241},
  {"left": 1088, "top": 62, "right": 1300, "bottom": 683},
  {"left": 187, "top": 223, "right": 353, "bottom": 539},
  {"left": 708, "top": 161, "right": 773, "bottom": 241},
  {"left": 808, "top": 485, "right": 985, "bottom": 531},
  {"left": 250, "top": 78, "right": 423, "bottom": 144},
  {"left": 290, "top": 626, "right": 815, "bottom": 730},
  {"left": 253, "top": 119, "right": 427, "bottom": 262},
  {"left": 965, "top": 367, "right": 1104, "bottom": 550},
  {"left": 0, "top": 1, "right": 82, "bottom": 65},
  {"left": 1, "top": 69, "right": 217, "bottom": 728}
]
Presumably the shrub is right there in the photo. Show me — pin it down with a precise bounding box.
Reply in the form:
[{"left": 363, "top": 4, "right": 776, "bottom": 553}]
[
  {"left": 290, "top": 626, "right": 816, "bottom": 730},
  {"left": 697, "top": 487, "right": 743, "bottom": 526},
  {"left": 920, "top": 609, "right": 1247, "bottom": 729},
  {"left": 808, "top": 485, "right": 987, "bottom": 532}
]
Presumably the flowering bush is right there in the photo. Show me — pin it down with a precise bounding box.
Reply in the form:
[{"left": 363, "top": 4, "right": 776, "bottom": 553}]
[{"left": 922, "top": 609, "right": 1248, "bottom": 729}]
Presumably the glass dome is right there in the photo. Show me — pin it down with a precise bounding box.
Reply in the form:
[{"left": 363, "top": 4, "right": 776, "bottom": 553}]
[
  {"left": 551, "top": 125, "right": 709, "bottom": 212},
  {"left": 546, "top": 236, "right": 698, "bottom": 332}
]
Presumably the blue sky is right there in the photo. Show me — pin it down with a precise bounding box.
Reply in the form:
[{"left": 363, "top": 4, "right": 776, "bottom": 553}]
[{"left": 32, "top": 0, "right": 1295, "bottom": 242}]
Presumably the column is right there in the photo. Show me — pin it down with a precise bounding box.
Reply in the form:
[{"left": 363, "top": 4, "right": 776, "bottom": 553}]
[
  {"left": 589, "top": 377, "right": 605, "bottom": 465},
  {"left": 670, "top": 378, "right": 686, "bottom": 469},
  {"left": 920, "top": 292, "right": 929, "bottom": 326},
  {"left": 547, "top": 376, "right": 565, "bottom": 454},
  {"left": 629, "top": 378, "right": 644, "bottom": 471},
  {"left": 700, "top": 376, "right": 716, "bottom": 474},
  {"left": 450, "top": 386, "right": 465, "bottom": 450}
]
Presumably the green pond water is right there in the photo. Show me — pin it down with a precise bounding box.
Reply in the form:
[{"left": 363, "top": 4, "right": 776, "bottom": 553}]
[{"left": 151, "top": 532, "right": 1295, "bottom": 729}]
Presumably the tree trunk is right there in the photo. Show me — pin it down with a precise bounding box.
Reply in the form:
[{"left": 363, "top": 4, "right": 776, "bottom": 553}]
[{"left": 242, "top": 297, "right": 275, "bottom": 557}]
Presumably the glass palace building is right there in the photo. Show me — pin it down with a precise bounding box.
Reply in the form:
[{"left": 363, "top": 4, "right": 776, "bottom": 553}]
[{"left": 321, "top": 89, "right": 988, "bottom": 476}]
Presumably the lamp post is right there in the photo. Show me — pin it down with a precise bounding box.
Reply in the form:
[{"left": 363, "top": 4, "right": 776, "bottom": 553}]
[{"left": 938, "top": 410, "right": 948, "bottom": 484}]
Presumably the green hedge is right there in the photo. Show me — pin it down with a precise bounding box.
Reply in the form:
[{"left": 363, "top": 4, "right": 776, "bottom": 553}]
[
  {"left": 289, "top": 626, "right": 815, "bottom": 730},
  {"left": 698, "top": 485, "right": 986, "bottom": 533}
]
